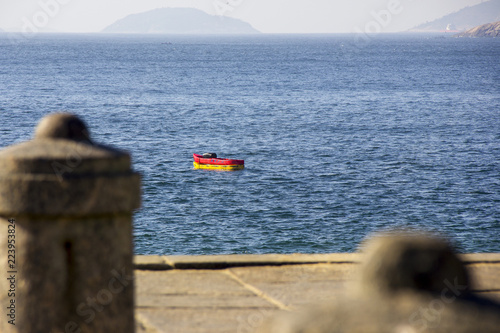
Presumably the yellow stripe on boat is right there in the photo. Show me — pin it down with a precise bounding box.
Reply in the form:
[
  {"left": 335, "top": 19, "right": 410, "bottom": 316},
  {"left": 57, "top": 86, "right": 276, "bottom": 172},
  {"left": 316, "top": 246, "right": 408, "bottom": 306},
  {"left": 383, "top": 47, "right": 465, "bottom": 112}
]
[{"left": 194, "top": 162, "right": 244, "bottom": 171}]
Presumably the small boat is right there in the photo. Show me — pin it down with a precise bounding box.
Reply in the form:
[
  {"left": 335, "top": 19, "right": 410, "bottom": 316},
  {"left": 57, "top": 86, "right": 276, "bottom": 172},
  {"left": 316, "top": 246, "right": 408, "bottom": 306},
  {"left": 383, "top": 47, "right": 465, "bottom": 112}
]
[{"left": 193, "top": 153, "right": 244, "bottom": 171}]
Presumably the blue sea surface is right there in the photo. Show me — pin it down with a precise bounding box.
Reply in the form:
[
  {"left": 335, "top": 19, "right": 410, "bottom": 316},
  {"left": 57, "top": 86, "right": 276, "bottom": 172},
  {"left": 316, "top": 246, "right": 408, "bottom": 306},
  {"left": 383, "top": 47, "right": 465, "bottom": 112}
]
[{"left": 0, "top": 33, "right": 499, "bottom": 254}]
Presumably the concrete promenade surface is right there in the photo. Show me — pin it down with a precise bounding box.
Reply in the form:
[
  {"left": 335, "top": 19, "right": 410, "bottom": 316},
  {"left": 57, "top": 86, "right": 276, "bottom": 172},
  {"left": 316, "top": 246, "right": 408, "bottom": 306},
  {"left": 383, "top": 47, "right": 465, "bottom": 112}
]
[{"left": 132, "top": 253, "right": 500, "bottom": 333}]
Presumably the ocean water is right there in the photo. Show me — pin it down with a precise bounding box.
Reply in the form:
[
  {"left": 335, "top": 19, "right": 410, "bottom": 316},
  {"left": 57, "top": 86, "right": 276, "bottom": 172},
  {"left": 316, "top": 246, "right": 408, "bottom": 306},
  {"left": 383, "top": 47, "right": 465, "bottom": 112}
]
[{"left": 0, "top": 33, "right": 499, "bottom": 254}]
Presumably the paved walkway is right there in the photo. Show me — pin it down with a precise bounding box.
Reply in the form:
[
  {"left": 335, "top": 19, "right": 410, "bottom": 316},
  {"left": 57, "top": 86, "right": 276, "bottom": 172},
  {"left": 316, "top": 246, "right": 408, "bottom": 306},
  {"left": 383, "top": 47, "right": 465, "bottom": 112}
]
[{"left": 133, "top": 253, "right": 500, "bottom": 333}]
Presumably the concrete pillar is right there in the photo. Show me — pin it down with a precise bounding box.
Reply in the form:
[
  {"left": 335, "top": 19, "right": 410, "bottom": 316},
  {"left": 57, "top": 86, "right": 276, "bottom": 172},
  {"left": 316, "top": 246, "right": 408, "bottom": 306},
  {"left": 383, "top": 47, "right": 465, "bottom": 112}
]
[
  {"left": 0, "top": 113, "right": 141, "bottom": 333},
  {"left": 356, "top": 232, "right": 470, "bottom": 297},
  {"left": 258, "top": 232, "right": 500, "bottom": 333}
]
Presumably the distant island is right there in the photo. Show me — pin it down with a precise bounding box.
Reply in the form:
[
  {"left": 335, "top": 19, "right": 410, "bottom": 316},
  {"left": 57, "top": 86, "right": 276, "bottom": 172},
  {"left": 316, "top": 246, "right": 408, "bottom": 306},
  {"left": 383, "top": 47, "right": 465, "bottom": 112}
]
[
  {"left": 410, "top": 0, "right": 500, "bottom": 32},
  {"left": 102, "top": 8, "right": 260, "bottom": 34},
  {"left": 456, "top": 21, "right": 500, "bottom": 37}
]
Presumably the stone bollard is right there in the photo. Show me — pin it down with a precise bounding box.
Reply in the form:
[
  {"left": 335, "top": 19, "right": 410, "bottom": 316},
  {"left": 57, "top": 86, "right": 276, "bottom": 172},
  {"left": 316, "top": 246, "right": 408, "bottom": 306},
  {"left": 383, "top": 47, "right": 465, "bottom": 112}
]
[
  {"left": 0, "top": 113, "right": 141, "bottom": 333},
  {"left": 258, "top": 232, "right": 500, "bottom": 333},
  {"left": 356, "top": 232, "right": 471, "bottom": 297}
]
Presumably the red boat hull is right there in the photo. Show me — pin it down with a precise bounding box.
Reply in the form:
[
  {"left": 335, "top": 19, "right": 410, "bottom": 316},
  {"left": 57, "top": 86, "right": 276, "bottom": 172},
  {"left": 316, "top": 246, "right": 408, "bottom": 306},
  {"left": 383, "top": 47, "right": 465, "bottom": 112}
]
[{"left": 193, "top": 154, "right": 244, "bottom": 166}]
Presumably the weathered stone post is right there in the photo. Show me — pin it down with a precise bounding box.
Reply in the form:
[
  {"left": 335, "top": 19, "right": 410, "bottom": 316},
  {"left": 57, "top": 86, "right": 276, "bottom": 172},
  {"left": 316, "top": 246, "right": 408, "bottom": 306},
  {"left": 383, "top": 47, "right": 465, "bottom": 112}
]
[
  {"left": 0, "top": 113, "right": 141, "bottom": 333},
  {"left": 258, "top": 232, "right": 500, "bottom": 333}
]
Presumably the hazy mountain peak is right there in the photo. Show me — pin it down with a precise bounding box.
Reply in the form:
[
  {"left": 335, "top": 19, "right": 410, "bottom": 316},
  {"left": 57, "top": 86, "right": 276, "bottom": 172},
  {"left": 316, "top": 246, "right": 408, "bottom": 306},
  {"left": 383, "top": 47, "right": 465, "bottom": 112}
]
[
  {"left": 410, "top": 0, "right": 500, "bottom": 32},
  {"left": 102, "top": 8, "right": 260, "bottom": 34},
  {"left": 456, "top": 20, "right": 500, "bottom": 37}
]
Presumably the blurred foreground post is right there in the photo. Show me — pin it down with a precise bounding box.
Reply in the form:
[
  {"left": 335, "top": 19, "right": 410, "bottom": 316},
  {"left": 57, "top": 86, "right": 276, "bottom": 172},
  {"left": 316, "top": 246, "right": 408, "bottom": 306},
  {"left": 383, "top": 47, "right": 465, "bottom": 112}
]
[
  {"left": 0, "top": 113, "right": 141, "bottom": 333},
  {"left": 259, "top": 232, "right": 500, "bottom": 333}
]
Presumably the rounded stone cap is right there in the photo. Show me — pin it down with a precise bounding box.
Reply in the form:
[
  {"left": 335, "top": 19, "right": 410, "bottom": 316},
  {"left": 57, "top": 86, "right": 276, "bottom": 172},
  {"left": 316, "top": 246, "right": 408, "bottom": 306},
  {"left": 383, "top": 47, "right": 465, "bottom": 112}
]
[
  {"left": 35, "top": 113, "right": 91, "bottom": 141},
  {"left": 356, "top": 232, "right": 470, "bottom": 297},
  {"left": 0, "top": 113, "right": 141, "bottom": 215},
  {"left": 0, "top": 112, "right": 130, "bottom": 175},
  {"left": 258, "top": 232, "right": 500, "bottom": 333}
]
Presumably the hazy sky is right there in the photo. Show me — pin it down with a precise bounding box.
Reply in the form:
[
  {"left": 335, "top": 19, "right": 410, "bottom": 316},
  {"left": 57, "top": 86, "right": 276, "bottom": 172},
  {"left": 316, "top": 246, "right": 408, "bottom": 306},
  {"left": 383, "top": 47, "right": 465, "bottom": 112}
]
[{"left": 0, "top": 0, "right": 487, "bottom": 33}]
